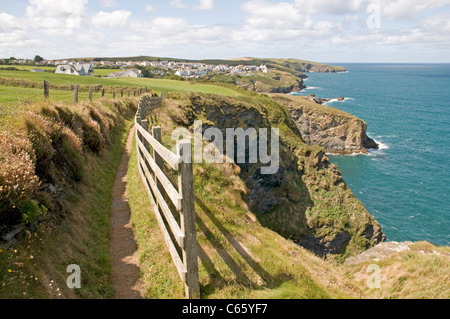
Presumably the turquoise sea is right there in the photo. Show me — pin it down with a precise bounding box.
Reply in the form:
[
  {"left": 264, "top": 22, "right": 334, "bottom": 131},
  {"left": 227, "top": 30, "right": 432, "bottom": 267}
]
[{"left": 292, "top": 64, "right": 450, "bottom": 246}]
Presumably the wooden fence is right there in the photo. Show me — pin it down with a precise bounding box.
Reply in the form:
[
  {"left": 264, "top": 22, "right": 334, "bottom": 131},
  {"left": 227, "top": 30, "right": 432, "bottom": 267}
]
[
  {"left": 134, "top": 93, "right": 200, "bottom": 299},
  {"left": 41, "top": 80, "right": 150, "bottom": 103}
]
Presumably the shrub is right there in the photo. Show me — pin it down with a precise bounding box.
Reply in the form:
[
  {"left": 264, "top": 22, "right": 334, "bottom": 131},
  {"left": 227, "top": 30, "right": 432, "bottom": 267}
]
[
  {"left": 82, "top": 118, "right": 105, "bottom": 153},
  {"left": 19, "top": 199, "right": 46, "bottom": 226},
  {"left": 57, "top": 127, "right": 84, "bottom": 181},
  {"left": 23, "top": 112, "right": 56, "bottom": 180},
  {"left": 0, "top": 132, "right": 40, "bottom": 223}
]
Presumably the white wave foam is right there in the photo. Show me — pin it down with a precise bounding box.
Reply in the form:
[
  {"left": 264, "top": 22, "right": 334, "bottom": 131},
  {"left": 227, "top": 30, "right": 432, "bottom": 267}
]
[
  {"left": 376, "top": 141, "right": 390, "bottom": 150},
  {"left": 326, "top": 151, "right": 366, "bottom": 157},
  {"left": 305, "top": 86, "right": 322, "bottom": 90},
  {"left": 324, "top": 97, "right": 354, "bottom": 105},
  {"left": 325, "top": 98, "right": 339, "bottom": 105}
]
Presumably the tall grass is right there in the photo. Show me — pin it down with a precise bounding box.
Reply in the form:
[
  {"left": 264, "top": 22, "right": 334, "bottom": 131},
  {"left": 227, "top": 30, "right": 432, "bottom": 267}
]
[{"left": 0, "top": 97, "right": 138, "bottom": 298}]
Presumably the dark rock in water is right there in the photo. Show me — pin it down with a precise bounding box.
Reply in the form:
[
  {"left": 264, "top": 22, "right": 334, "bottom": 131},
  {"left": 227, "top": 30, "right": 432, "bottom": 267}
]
[
  {"left": 363, "top": 135, "right": 379, "bottom": 150},
  {"left": 337, "top": 97, "right": 345, "bottom": 102},
  {"left": 306, "top": 94, "right": 331, "bottom": 105}
]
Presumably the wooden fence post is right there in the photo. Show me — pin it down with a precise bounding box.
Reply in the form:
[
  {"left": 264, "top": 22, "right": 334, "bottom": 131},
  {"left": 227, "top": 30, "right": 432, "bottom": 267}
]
[
  {"left": 43, "top": 80, "right": 49, "bottom": 99},
  {"left": 141, "top": 120, "right": 149, "bottom": 151},
  {"left": 89, "top": 86, "right": 93, "bottom": 102},
  {"left": 121, "top": 90, "right": 124, "bottom": 98},
  {"left": 102, "top": 89, "right": 105, "bottom": 97},
  {"left": 113, "top": 89, "right": 116, "bottom": 99},
  {"left": 74, "top": 84, "right": 79, "bottom": 104},
  {"left": 152, "top": 127, "right": 163, "bottom": 193},
  {"left": 177, "top": 140, "right": 200, "bottom": 299}
]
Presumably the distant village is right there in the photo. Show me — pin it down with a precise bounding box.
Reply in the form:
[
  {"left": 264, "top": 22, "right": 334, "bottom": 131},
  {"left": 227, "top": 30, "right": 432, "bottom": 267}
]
[{"left": 3, "top": 58, "right": 270, "bottom": 79}]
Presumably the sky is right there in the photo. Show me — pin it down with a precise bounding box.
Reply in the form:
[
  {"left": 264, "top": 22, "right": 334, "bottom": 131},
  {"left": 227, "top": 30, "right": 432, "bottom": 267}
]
[{"left": 1, "top": 0, "right": 450, "bottom": 63}]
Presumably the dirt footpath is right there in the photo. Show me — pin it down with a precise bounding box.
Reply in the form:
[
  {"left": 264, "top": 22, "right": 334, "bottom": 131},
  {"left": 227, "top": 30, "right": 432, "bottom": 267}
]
[{"left": 110, "top": 126, "right": 146, "bottom": 299}]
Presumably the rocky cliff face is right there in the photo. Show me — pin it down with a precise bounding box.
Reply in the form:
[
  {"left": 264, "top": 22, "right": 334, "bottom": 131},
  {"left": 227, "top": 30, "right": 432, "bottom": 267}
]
[
  {"left": 235, "top": 78, "right": 306, "bottom": 94},
  {"left": 271, "top": 94, "right": 378, "bottom": 154}
]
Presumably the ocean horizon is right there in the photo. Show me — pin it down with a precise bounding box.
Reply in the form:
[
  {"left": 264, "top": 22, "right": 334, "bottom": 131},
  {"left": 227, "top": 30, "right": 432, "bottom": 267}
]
[{"left": 292, "top": 63, "right": 450, "bottom": 246}]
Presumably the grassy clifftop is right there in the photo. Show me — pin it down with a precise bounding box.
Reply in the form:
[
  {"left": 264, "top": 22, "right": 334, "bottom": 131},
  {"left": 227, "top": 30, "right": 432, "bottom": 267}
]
[{"left": 127, "top": 91, "right": 448, "bottom": 299}]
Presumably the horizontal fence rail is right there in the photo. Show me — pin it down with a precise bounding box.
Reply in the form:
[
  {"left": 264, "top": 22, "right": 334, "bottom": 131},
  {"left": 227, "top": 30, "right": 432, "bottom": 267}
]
[{"left": 134, "top": 93, "right": 200, "bottom": 299}]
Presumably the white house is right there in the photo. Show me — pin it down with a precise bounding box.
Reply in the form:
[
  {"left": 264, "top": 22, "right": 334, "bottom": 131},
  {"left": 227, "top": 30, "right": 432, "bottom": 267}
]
[
  {"left": 55, "top": 63, "right": 94, "bottom": 76},
  {"left": 175, "top": 69, "right": 191, "bottom": 77},
  {"left": 107, "top": 69, "right": 142, "bottom": 78},
  {"left": 259, "top": 65, "right": 269, "bottom": 73}
]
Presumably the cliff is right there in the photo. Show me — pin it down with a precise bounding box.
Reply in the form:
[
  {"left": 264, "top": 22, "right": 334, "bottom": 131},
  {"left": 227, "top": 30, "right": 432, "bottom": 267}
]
[
  {"left": 234, "top": 77, "right": 306, "bottom": 94},
  {"left": 163, "top": 91, "right": 384, "bottom": 259},
  {"left": 270, "top": 94, "right": 378, "bottom": 154},
  {"left": 264, "top": 58, "right": 347, "bottom": 74}
]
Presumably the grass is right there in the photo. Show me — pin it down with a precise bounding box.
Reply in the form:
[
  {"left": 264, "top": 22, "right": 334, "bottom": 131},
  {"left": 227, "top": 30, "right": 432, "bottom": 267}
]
[
  {"left": 126, "top": 91, "right": 449, "bottom": 299},
  {"left": 127, "top": 135, "right": 360, "bottom": 299},
  {"left": 346, "top": 242, "right": 450, "bottom": 299},
  {"left": 0, "top": 97, "right": 138, "bottom": 299},
  {"left": 0, "top": 84, "right": 105, "bottom": 109},
  {"left": 1, "top": 66, "right": 56, "bottom": 72},
  {"left": 0, "top": 70, "right": 242, "bottom": 97}
]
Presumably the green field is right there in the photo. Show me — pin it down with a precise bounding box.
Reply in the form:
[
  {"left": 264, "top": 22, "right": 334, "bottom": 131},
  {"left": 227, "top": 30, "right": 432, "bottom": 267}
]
[
  {"left": 0, "top": 70, "right": 242, "bottom": 97},
  {"left": 0, "top": 65, "right": 56, "bottom": 72}
]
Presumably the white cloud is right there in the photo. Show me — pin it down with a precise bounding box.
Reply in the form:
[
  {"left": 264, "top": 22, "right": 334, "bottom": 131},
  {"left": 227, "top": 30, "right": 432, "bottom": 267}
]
[
  {"left": 294, "top": 0, "right": 366, "bottom": 15},
  {"left": 170, "top": 0, "right": 214, "bottom": 10},
  {"left": 145, "top": 4, "right": 156, "bottom": 12},
  {"left": 25, "top": 0, "right": 88, "bottom": 35},
  {"left": 196, "top": 0, "right": 214, "bottom": 10},
  {"left": 0, "top": 13, "right": 26, "bottom": 32},
  {"left": 421, "top": 13, "right": 450, "bottom": 33},
  {"left": 235, "top": 0, "right": 340, "bottom": 42},
  {"left": 376, "top": 0, "right": 450, "bottom": 20},
  {"left": 92, "top": 10, "right": 132, "bottom": 28},
  {"left": 146, "top": 17, "right": 189, "bottom": 35}
]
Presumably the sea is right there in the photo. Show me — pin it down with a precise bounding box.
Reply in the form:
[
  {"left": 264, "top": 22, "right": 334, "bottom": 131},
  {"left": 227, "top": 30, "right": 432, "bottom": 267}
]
[{"left": 292, "top": 63, "right": 450, "bottom": 246}]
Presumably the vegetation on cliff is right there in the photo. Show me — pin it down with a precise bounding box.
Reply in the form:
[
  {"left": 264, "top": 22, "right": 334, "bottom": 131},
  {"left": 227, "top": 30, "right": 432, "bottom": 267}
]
[{"left": 135, "top": 91, "right": 384, "bottom": 261}]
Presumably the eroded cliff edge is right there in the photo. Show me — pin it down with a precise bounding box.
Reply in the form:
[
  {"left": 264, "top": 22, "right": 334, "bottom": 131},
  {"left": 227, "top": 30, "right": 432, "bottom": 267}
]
[
  {"left": 270, "top": 94, "right": 379, "bottom": 154},
  {"left": 165, "top": 92, "right": 385, "bottom": 259}
]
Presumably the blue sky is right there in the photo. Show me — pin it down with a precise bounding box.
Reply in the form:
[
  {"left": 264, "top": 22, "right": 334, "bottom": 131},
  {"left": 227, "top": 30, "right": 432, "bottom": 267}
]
[{"left": 1, "top": 0, "right": 450, "bottom": 63}]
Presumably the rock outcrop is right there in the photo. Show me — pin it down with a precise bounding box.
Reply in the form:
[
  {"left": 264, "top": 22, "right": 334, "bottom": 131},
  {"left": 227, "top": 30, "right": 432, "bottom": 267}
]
[
  {"left": 235, "top": 78, "right": 306, "bottom": 94},
  {"left": 302, "top": 64, "right": 346, "bottom": 73},
  {"left": 169, "top": 92, "right": 385, "bottom": 258},
  {"left": 344, "top": 241, "right": 414, "bottom": 265},
  {"left": 271, "top": 94, "right": 379, "bottom": 154}
]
